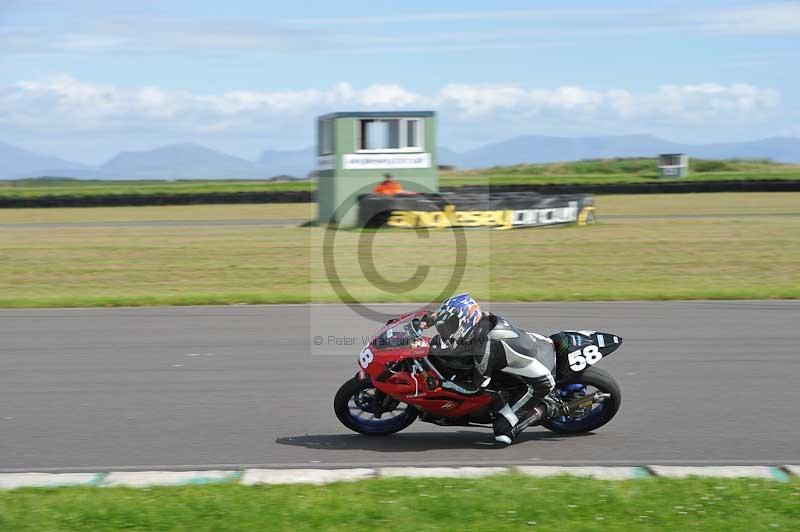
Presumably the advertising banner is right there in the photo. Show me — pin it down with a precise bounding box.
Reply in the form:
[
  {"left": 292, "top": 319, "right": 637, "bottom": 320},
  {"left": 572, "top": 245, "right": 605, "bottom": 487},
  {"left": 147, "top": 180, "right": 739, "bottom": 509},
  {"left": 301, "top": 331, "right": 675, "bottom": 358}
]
[
  {"left": 343, "top": 153, "right": 432, "bottom": 170},
  {"left": 358, "top": 192, "right": 594, "bottom": 229}
]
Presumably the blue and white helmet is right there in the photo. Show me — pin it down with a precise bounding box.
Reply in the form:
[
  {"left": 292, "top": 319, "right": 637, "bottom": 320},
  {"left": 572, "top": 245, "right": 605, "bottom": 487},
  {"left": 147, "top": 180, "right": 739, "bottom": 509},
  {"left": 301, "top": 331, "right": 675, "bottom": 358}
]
[{"left": 434, "top": 293, "right": 482, "bottom": 344}]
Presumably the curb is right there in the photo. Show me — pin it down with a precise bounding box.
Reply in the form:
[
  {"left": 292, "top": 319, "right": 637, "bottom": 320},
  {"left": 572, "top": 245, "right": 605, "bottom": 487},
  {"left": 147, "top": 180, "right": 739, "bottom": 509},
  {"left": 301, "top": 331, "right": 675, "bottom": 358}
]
[
  {"left": 101, "top": 470, "right": 239, "bottom": 488},
  {"left": 648, "top": 465, "right": 790, "bottom": 482},
  {"left": 379, "top": 467, "right": 508, "bottom": 479},
  {"left": 241, "top": 468, "right": 374, "bottom": 486},
  {"left": 514, "top": 466, "right": 650, "bottom": 480},
  {"left": 0, "top": 465, "right": 797, "bottom": 489}
]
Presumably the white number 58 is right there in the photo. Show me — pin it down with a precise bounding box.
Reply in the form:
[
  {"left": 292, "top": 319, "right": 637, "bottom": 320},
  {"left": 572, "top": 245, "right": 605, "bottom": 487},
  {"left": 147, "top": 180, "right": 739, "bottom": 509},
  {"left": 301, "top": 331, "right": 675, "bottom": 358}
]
[
  {"left": 358, "top": 347, "right": 374, "bottom": 369},
  {"left": 568, "top": 345, "right": 603, "bottom": 371}
]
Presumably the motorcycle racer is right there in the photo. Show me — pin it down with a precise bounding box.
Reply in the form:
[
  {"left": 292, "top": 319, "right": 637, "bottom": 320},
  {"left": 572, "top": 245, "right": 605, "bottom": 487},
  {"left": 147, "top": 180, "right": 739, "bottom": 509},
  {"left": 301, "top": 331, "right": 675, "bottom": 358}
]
[{"left": 426, "top": 293, "right": 563, "bottom": 444}]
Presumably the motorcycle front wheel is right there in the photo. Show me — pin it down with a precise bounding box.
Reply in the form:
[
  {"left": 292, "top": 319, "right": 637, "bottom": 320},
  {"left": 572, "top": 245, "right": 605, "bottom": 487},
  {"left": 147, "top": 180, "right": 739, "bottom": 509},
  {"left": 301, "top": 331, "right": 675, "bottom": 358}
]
[
  {"left": 542, "top": 367, "right": 621, "bottom": 434},
  {"left": 334, "top": 377, "right": 418, "bottom": 435}
]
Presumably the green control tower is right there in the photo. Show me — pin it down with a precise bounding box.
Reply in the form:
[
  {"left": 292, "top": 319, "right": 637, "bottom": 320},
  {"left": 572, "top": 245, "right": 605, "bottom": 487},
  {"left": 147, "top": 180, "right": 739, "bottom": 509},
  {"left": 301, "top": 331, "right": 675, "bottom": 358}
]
[{"left": 316, "top": 111, "right": 438, "bottom": 226}]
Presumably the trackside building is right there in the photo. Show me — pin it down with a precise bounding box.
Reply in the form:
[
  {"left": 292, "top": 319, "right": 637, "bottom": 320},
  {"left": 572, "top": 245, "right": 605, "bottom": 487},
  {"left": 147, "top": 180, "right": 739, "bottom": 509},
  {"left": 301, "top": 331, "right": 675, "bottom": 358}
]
[{"left": 316, "top": 111, "right": 438, "bottom": 226}]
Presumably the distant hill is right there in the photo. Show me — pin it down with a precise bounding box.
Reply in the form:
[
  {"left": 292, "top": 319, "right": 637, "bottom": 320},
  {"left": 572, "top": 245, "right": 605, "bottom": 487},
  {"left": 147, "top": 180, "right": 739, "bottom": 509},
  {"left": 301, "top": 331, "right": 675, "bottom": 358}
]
[
  {"left": 99, "top": 143, "right": 270, "bottom": 180},
  {"left": 690, "top": 137, "right": 800, "bottom": 162},
  {"left": 438, "top": 135, "right": 800, "bottom": 167},
  {"left": 3, "top": 135, "right": 800, "bottom": 180},
  {"left": 0, "top": 141, "right": 87, "bottom": 179}
]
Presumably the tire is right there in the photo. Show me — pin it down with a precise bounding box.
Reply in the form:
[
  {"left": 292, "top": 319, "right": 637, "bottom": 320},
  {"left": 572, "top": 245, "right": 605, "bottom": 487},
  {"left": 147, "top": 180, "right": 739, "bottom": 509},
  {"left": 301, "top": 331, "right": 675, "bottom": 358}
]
[
  {"left": 542, "top": 367, "right": 621, "bottom": 434},
  {"left": 334, "top": 377, "right": 418, "bottom": 435}
]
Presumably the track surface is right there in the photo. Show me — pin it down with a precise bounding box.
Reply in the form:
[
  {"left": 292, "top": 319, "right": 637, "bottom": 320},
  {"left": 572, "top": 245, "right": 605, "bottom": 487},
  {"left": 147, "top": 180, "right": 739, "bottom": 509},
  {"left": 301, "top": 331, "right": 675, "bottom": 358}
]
[{"left": 1, "top": 302, "right": 798, "bottom": 471}]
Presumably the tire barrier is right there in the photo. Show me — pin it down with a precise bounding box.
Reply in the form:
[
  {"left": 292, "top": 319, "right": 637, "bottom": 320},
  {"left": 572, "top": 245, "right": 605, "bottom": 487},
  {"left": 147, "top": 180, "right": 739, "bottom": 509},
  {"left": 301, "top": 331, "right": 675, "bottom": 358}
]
[
  {"left": 357, "top": 192, "right": 595, "bottom": 229},
  {"left": 0, "top": 190, "right": 315, "bottom": 208},
  {"left": 0, "top": 179, "right": 797, "bottom": 209}
]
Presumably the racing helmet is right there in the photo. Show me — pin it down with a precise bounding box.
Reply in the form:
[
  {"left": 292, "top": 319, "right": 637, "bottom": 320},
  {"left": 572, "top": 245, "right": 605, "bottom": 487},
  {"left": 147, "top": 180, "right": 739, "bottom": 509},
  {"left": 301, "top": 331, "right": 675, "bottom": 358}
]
[{"left": 434, "top": 293, "right": 482, "bottom": 344}]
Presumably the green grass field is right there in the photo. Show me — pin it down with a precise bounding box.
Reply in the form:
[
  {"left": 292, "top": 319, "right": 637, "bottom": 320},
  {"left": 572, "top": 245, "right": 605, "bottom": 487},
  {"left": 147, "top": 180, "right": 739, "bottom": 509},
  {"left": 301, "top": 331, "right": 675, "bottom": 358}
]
[
  {"left": 0, "top": 203, "right": 311, "bottom": 224},
  {"left": 0, "top": 193, "right": 797, "bottom": 308},
  {"left": 440, "top": 157, "right": 800, "bottom": 186},
  {"left": 0, "top": 178, "right": 313, "bottom": 198},
  {"left": 2, "top": 159, "right": 799, "bottom": 199},
  {"left": 0, "top": 475, "right": 797, "bottom": 531}
]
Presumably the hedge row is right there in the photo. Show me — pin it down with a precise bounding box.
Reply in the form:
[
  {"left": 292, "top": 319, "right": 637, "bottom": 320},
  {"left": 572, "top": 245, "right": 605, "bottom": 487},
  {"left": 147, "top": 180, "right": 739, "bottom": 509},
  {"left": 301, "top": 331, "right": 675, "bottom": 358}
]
[{"left": 1, "top": 180, "right": 798, "bottom": 208}]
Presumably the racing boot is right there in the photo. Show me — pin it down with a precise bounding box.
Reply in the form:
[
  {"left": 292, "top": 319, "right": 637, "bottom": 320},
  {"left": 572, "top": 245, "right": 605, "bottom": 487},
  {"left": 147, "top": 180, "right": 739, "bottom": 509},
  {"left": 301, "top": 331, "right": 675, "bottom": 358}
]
[
  {"left": 492, "top": 402, "right": 519, "bottom": 445},
  {"left": 493, "top": 395, "right": 566, "bottom": 445}
]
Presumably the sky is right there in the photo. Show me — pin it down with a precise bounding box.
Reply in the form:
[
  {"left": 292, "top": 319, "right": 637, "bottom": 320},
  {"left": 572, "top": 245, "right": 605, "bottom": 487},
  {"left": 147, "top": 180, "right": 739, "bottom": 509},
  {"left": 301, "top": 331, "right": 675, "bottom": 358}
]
[{"left": 0, "top": 0, "right": 798, "bottom": 164}]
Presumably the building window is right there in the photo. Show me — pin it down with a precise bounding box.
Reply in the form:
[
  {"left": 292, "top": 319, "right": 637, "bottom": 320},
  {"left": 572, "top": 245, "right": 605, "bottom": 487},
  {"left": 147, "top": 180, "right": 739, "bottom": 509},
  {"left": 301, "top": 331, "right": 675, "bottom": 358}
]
[
  {"left": 318, "top": 119, "right": 334, "bottom": 155},
  {"left": 658, "top": 154, "right": 685, "bottom": 166},
  {"left": 357, "top": 118, "right": 424, "bottom": 152},
  {"left": 406, "top": 119, "right": 421, "bottom": 149},
  {"left": 361, "top": 119, "right": 399, "bottom": 150}
]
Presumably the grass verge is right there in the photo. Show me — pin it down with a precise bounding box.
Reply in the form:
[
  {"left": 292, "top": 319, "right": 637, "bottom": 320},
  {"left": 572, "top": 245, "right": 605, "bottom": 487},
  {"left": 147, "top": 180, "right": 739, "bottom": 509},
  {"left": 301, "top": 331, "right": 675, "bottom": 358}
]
[
  {"left": 0, "top": 178, "right": 313, "bottom": 198},
  {"left": 0, "top": 475, "right": 798, "bottom": 531},
  {"left": 440, "top": 157, "right": 800, "bottom": 187},
  {"left": 0, "top": 193, "right": 797, "bottom": 308},
  {"left": 0, "top": 203, "right": 314, "bottom": 224}
]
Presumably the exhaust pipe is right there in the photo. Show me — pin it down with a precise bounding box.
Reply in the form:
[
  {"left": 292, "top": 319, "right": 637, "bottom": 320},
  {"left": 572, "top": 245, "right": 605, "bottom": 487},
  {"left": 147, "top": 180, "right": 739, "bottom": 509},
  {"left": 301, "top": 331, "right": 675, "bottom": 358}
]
[{"left": 563, "top": 392, "right": 611, "bottom": 415}]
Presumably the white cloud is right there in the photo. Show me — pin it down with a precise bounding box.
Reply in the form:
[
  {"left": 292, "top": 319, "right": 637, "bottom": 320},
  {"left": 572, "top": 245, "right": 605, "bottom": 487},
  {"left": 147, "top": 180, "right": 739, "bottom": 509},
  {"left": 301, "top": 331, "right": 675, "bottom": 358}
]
[
  {"left": 0, "top": 23, "right": 556, "bottom": 56},
  {"left": 0, "top": 76, "right": 785, "bottom": 160},
  {"left": 3, "top": 3, "right": 797, "bottom": 60},
  {"left": 641, "top": 83, "right": 781, "bottom": 120},
  {"left": 8, "top": 75, "right": 184, "bottom": 127},
  {"left": 54, "top": 35, "right": 131, "bottom": 51},
  {"left": 438, "top": 84, "right": 618, "bottom": 120},
  {"left": 1, "top": 75, "right": 781, "bottom": 130},
  {"left": 288, "top": 3, "right": 800, "bottom": 36},
  {"left": 702, "top": 2, "right": 800, "bottom": 35},
  {"left": 0, "top": 19, "right": 318, "bottom": 55},
  {"left": 285, "top": 8, "right": 650, "bottom": 26},
  {"left": 437, "top": 82, "right": 779, "bottom": 123},
  {"left": 0, "top": 76, "right": 429, "bottom": 134}
]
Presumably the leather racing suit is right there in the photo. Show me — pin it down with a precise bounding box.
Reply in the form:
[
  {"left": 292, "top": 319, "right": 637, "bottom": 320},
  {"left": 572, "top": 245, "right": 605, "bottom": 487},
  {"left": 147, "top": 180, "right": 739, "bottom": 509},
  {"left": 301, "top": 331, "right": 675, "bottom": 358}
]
[{"left": 429, "top": 312, "right": 558, "bottom": 442}]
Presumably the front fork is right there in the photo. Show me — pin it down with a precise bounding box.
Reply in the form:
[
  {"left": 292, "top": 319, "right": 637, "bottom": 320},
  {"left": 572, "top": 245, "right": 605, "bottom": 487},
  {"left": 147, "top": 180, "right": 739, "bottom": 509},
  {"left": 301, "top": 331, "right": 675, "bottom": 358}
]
[{"left": 353, "top": 372, "right": 397, "bottom": 420}]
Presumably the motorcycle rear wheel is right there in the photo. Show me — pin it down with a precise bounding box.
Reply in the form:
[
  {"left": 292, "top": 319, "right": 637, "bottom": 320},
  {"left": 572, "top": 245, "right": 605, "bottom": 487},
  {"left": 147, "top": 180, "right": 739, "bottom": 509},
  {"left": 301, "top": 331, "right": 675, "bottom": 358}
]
[
  {"left": 334, "top": 377, "right": 418, "bottom": 435},
  {"left": 542, "top": 367, "right": 621, "bottom": 434}
]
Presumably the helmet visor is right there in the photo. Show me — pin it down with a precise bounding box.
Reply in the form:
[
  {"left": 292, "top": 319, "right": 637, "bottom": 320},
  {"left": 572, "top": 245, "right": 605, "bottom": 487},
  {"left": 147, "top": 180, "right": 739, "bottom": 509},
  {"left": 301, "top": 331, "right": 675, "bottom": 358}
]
[{"left": 435, "top": 313, "right": 461, "bottom": 343}]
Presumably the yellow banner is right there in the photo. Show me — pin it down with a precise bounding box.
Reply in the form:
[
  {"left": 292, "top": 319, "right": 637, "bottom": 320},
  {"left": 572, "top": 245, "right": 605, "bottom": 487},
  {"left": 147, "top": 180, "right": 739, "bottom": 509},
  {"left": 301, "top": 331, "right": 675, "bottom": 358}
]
[{"left": 387, "top": 204, "right": 593, "bottom": 230}]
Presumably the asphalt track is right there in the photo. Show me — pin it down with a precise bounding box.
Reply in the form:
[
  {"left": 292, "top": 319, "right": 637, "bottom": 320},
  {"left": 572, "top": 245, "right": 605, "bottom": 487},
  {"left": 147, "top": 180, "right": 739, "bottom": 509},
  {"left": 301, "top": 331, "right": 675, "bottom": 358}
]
[{"left": 1, "top": 301, "right": 798, "bottom": 472}]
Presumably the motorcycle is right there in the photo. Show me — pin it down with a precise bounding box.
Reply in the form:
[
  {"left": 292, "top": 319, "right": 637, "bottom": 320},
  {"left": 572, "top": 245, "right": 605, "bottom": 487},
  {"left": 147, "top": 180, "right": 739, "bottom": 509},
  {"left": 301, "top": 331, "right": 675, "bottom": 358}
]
[{"left": 334, "top": 310, "right": 623, "bottom": 439}]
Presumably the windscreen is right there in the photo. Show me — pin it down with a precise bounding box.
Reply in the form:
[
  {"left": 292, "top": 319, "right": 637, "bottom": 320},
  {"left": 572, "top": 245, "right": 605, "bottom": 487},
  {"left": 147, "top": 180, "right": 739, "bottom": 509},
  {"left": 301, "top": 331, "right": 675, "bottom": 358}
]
[{"left": 372, "top": 314, "right": 431, "bottom": 351}]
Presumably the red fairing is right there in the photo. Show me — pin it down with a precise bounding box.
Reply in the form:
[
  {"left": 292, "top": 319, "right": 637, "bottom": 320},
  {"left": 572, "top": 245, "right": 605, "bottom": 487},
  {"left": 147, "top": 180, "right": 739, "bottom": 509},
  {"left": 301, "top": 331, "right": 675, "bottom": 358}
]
[{"left": 358, "top": 310, "right": 493, "bottom": 418}]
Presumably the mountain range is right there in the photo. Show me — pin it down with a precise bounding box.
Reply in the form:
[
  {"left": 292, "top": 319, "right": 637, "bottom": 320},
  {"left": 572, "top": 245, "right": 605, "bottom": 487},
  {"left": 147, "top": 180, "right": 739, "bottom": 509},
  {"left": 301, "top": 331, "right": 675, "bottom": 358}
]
[
  {"left": 2, "top": 135, "right": 799, "bottom": 180},
  {"left": 0, "top": 141, "right": 89, "bottom": 178},
  {"left": 442, "top": 135, "right": 800, "bottom": 168}
]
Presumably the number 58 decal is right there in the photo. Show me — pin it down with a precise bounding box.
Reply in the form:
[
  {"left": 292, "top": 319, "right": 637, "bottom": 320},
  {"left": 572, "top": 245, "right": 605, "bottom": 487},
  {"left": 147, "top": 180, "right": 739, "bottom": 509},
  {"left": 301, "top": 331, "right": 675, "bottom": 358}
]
[
  {"left": 568, "top": 345, "right": 603, "bottom": 371},
  {"left": 358, "top": 347, "right": 374, "bottom": 369}
]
